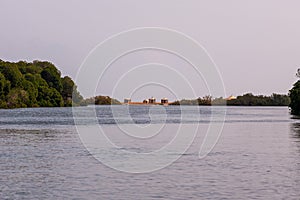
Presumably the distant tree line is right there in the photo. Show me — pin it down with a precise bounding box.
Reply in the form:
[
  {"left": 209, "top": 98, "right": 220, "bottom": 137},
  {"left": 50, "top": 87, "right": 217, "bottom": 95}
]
[
  {"left": 84, "top": 96, "right": 121, "bottom": 105},
  {"left": 0, "top": 59, "right": 293, "bottom": 109},
  {"left": 169, "top": 93, "right": 290, "bottom": 106},
  {"left": 0, "top": 59, "right": 84, "bottom": 108},
  {"left": 170, "top": 95, "right": 216, "bottom": 105},
  {"left": 227, "top": 93, "right": 290, "bottom": 106}
]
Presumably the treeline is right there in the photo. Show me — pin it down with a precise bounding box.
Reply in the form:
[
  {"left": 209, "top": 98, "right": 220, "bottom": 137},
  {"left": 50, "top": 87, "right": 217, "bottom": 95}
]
[
  {"left": 0, "top": 59, "right": 84, "bottom": 108},
  {"left": 84, "top": 96, "right": 121, "bottom": 105},
  {"left": 227, "top": 93, "right": 290, "bottom": 106},
  {"left": 170, "top": 93, "right": 290, "bottom": 106},
  {"left": 0, "top": 59, "right": 292, "bottom": 109},
  {"left": 170, "top": 95, "right": 216, "bottom": 105}
]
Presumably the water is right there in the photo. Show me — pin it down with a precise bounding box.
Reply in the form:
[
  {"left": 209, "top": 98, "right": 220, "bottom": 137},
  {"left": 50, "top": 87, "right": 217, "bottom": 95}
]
[{"left": 0, "top": 106, "right": 300, "bottom": 199}]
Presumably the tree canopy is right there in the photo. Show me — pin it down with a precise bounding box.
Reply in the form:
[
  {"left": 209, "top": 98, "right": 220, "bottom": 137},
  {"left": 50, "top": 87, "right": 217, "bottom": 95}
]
[
  {"left": 0, "top": 60, "right": 84, "bottom": 108},
  {"left": 84, "top": 96, "right": 121, "bottom": 105},
  {"left": 227, "top": 93, "right": 290, "bottom": 106},
  {"left": 289, "top": 80, "right": 300, "bottom": 115},
  {"left": 170, "top": 93, "right": 290, "bottom": 106}
]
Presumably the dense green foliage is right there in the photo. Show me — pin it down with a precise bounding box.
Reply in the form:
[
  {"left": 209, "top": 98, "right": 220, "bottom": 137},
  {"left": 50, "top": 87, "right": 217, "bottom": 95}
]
[
  {"left": 0, "top": 60, "right": 84, "bottom": 108},
  {"left": 289, "top": 80, "right": 300, "bottom": 115},
  {"left": 170, "top": 93, "right": 290, "bottom": 106},
  {"left": 84, "top": 96, "right": 121, "bottom": 105},
  {"left": 227, "top": 93, "right": 290, "bottom": 106},
  {"left": 170, "top": 96, "right": 215, "bottom": 105}
]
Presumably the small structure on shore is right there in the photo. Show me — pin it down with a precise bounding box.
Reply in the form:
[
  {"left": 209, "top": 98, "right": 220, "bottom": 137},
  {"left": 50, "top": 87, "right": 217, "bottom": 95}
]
[
  {"left": 122, "top": 97, "right": 170, "bottom": 105},
  {"left": 226, "top": 95, "right": 237, "bottom": 101},
  {"left": 143, "top": 99, "right": 149, "bottom": 104},
  {"left": 161, "top": 98, "right": 168, "bottom": 104},
  {"left": 124, "top": 98, "right": 131, "bottom": 104},
  {"left": 149, "top": 97, "right": 156, "bottom": 104}
]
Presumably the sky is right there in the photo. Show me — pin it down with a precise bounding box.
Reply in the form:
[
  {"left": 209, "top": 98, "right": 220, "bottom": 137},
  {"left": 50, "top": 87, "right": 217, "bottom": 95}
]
[{"left": 1, "top": 0, "right": 300, "bottom": 100}]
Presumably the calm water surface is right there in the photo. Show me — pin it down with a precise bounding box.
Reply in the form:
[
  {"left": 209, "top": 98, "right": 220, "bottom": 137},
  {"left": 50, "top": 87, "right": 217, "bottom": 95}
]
[{"left": 0, "top": 106, "right": 300, "bottom": 199}]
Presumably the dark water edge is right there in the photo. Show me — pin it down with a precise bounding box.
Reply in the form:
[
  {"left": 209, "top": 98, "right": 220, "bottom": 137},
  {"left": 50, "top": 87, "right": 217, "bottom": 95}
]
[{"left": 1, "top": 107, "right": 300, "bottom": 199}]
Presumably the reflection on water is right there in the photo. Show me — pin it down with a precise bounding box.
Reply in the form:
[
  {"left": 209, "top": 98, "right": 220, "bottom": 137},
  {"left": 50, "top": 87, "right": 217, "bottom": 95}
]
[
  {"left": 291, "top": 122, "right": 300, "bottom": 139},
  {"left": 290, "top": 122, "right": 300, "bottom": 163},
  {"left": 1, "top": 106, "right": 300, "bottom": 199}
]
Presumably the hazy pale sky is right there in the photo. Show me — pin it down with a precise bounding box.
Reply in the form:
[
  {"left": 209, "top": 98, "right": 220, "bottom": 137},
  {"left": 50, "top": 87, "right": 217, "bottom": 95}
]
[{"left": 1, "top": 0, "right": 300, "bottom": 100}]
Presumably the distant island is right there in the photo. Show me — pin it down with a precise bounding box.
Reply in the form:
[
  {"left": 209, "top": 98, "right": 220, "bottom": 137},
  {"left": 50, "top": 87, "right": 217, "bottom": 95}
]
[{"left": 0, "top": 59, "right": 292, "bottom": 109}]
